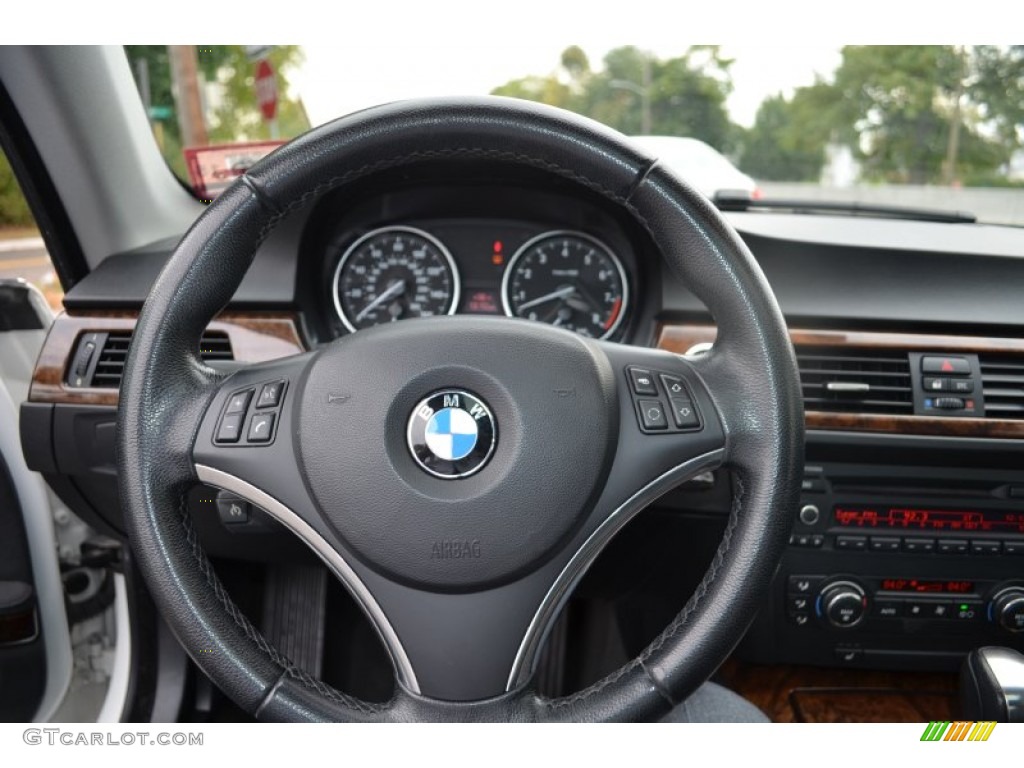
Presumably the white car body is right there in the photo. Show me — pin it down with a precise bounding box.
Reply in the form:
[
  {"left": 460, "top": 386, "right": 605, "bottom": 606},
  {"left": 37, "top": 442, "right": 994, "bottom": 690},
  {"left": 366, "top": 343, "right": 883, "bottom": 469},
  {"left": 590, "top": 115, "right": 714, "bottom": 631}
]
[{"left": 630, "top": 135, "right": 761, "bottom": 200}]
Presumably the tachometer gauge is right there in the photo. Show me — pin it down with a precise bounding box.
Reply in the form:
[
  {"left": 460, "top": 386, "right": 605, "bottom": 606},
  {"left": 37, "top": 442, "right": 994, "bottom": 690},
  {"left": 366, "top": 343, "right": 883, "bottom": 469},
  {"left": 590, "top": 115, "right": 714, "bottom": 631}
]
[
  {"left": 332, "top": 226, "right": 460, "bottom": 332},
  {"left": 501, "top": 231, "right": 628, "bottom": 339}
]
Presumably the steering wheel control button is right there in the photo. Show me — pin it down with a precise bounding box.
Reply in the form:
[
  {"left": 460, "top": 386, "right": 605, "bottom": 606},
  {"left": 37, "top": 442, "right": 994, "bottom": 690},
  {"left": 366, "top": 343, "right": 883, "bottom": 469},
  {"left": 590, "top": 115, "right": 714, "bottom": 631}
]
[
  {"left": 638, "top": 399, "right": 668, "bottom": 430},
  {"left": 660, "top": 374, "right": 689, "bottom": 398},
  {"left": 216, "top": 412, "right": 243, "bottom": 443},
  {"left": 669, "top": 398, "right": 700, "bottom": 429},
  {"left": 216, "top": 495, "right": 250, "bottom": 525},
  {"left": 628, "top": 367, "right": 657, "bottom": 395},
  {"left": 627, "top": 367, "right": 704, "bottom": 434},
  {"left": 225, "top": 389, "right": 253, "bottom": 415},
  {"left": 407, "top": 390, "right": 497, "bottom": 479},
  {"left": 256, "top": 380, "right": 285, "bottom": 409},
  {"left": 248, "top": 412, "right": 275, "bottom": 443}
]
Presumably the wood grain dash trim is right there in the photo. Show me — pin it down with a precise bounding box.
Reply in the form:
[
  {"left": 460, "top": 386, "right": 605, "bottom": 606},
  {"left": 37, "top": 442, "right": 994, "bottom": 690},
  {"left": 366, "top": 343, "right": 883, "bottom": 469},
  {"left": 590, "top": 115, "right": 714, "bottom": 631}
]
[
  {"left": 29, "top": 311, "right": 305, "bottom": 407},
  {"left": 657, "top": 323, "right": 1024, "bottom": 439}
]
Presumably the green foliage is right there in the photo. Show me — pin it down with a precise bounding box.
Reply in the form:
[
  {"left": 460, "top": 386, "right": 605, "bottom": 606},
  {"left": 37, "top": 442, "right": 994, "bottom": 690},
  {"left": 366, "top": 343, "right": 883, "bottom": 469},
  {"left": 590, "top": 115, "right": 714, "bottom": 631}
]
[
  {"left": 971, "top": 45, "right": 1024, "bottom": 167},
  {"left": 200, "top": 46, "right": 311, "bottom": 143},
  {"left": 492, "top": 45, "right": 736, "bottom": 152},
  {"left": 740, "top": 93, "right": 826, "bottom": 181},
  {"left": 742, "top": 46, "right": 1024, "bottom": 184},
  {"left": 0, "top": 151, "right": 33, "bottom": 227},
  {"left": 124, "top": 46, "right": 311, "bottom": 178},
  {"left": 833, "top": 46, "right": 959, "bottom": 183}
]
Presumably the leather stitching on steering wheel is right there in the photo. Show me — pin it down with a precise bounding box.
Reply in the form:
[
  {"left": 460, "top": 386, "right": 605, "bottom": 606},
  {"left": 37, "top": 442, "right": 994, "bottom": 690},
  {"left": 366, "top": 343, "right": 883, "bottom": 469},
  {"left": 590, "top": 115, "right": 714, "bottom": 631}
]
[
  {"left": 121, "top": 101, "right": 801, "bottom": 721},
  {"left": 175, "top": 494, "right": 388, "bottom": 714},
  {"left": 197, "top": 148, "right": 735, "bottom": 712},
  {"left": 543, "top": 473, "right": 745, "bottom": 710},
  {"left": 251, "top": 147, "right": 648, "bottom": 241}
]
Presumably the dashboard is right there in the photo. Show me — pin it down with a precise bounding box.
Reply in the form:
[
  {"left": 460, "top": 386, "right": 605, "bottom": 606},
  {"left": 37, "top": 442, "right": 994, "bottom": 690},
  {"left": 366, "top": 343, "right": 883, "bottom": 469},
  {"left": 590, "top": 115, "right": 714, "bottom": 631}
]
[
  {"left": 19, "top": 167, "right": 1024, "bottom": 692},
  {"left": 293, "top": 177, "right": 656, "bottom": 347}
]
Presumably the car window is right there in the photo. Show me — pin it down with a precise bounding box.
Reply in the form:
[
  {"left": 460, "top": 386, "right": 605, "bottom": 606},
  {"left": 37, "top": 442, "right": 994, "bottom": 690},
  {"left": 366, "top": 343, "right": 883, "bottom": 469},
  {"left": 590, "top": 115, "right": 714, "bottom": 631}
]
[
  {"left": 0, "top": 147, "right": 62, "bottom": 310},
  {"left": 124, "top": 44, "right": 1024, "bottom": 225}
]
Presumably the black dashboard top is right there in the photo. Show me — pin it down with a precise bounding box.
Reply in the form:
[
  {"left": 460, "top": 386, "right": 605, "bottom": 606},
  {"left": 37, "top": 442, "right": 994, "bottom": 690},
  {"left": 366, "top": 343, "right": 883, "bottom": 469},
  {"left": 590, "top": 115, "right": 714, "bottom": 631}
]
[{"left": 62, "top": 179, "right": 1024, "bottom": 337}]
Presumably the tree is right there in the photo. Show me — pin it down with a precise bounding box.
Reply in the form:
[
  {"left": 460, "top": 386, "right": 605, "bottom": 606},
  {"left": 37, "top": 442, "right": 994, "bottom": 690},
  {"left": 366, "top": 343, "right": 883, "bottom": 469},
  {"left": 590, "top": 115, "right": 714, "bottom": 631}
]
[
  {"left": 492, "top": 45, "right": 737, "bottom": 152},
  {"left": 124, "top": 46, "right": 310, "bottom": 177},
  {"left": 740, "top": 93, "right": 827, "bottom": 181},
  {"left": 0, "top": 151, "right": 33, "bottom": 227},
  {"left": 740, "top": 46, "right": 1022, "bottom": 185},
  {"left": 199, "top": 46, "right": 310, "bottom": 143},
  {"left": 971, "top": 45, "right": 1024, "bottom": 172}
]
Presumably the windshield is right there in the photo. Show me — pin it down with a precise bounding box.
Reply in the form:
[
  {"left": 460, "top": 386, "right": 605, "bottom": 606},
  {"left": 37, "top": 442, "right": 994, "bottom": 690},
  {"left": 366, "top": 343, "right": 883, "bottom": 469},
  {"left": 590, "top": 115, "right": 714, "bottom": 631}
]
[{"left": 124, "top": 45, "right": 1024, "bottom": 225}]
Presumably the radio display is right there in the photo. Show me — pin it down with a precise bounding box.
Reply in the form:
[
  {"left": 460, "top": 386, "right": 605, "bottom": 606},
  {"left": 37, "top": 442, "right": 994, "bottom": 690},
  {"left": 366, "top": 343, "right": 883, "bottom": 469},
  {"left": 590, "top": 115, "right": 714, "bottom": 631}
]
[
  {"left": 834, "top": 506, "right": 1024, "bottom": 533},
  {"left": 879, "top": 579, "right": 974, "bottom": 593}
]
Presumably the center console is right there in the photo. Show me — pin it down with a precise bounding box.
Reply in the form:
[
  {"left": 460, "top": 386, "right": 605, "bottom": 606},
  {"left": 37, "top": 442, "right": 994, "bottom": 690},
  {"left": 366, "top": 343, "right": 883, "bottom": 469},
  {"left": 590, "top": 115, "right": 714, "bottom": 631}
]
[{"left": 738, "top": 461, "right": 1024, "bottom": 671}]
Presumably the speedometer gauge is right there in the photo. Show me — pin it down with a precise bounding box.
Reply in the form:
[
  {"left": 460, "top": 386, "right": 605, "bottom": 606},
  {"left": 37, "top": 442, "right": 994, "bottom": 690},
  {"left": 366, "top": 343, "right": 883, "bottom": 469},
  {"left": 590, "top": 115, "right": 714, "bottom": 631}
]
[
  {"left": 332, "top": 226, "right": 460, "bottom": 332},
  {"left": 501, "top": 231, "right": 628, "bottom": 339}
]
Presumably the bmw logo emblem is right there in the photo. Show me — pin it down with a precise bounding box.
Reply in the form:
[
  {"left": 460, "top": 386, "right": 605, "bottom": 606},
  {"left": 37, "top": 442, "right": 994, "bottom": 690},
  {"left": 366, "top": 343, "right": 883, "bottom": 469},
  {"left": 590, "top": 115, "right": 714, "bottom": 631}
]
[{"left": 407, "top": 390, "right": 497, "bottom": 479}]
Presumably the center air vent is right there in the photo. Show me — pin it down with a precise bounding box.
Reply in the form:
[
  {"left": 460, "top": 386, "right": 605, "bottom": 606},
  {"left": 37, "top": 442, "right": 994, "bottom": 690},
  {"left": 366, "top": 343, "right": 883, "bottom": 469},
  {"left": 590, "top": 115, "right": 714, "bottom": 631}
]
[
  {"left": 797, "top": 347, "right": 912, "bottom": 415},
  {"left": 979, "top": 356, "right": 1024, "bottom": 420},
  {"left": 68, "top": 330, "right": 233, "bottom": 389}
]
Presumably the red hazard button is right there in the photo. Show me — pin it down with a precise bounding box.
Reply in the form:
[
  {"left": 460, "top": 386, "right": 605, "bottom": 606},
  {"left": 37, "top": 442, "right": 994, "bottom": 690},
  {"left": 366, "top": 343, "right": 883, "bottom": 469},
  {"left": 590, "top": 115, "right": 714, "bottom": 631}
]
[{"left": 921, "top": 356, "right": 970, "bottom": 375}]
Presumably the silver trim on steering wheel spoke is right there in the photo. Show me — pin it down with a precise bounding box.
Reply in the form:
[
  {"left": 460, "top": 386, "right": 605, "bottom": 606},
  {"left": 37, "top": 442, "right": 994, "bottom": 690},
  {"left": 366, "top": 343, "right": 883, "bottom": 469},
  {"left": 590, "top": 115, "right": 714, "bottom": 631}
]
[
  {"left": 194, "top": 464, "right": 420, "bottom": 694},
  {"left": 505, "top": 447, "right": 726, "bottom": 692}
]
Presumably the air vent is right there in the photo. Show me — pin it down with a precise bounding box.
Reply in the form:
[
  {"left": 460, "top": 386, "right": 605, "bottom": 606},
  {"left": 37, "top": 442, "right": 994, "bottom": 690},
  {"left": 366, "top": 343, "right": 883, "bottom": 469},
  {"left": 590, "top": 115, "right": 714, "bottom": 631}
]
[
  {"left": 979, "top": 356, "right": 1024, "bottom": 419},
  {"left": 85, "top": 330, "right": 233, "bottom": 389},
  {"left": 797, "top": 347, "right": 913, "bottom": 415}
]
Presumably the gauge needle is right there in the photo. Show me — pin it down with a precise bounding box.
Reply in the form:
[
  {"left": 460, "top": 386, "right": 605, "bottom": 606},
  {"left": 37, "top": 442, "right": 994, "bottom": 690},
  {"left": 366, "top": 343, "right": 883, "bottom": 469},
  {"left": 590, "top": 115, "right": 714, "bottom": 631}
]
[
  {"left": 356, "top": 280, "right": 406, "bottom": 322},
  {"left": 551, "top": 307, "right": 572, "bottom": 327},
  {"left": 517, "top": 285, "right": 576, "bottom": 312}
]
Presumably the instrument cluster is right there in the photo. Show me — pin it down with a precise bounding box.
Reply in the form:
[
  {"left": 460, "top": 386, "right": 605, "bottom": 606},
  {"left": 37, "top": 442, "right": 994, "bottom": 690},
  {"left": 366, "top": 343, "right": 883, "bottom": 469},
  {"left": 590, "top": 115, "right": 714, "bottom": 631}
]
[{"left": 328, "top": 221, "right": 632, "bottom": 340}]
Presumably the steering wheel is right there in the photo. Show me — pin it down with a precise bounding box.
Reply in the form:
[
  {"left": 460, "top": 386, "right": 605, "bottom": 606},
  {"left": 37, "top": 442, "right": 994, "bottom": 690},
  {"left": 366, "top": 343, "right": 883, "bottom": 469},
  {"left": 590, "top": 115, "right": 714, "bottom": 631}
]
[{"left": 117, "top": 97, "right": 803, "bottom": 722}]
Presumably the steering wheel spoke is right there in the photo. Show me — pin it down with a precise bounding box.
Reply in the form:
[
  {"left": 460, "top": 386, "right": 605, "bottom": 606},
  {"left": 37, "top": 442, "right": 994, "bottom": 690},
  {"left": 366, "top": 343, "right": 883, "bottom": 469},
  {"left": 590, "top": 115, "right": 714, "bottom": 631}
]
[
  {"left": 120, "top": 97, "right": 802, "bottom": 721},
  {"left": 192, "top": 353, "right": 316, "bottom": 523}
]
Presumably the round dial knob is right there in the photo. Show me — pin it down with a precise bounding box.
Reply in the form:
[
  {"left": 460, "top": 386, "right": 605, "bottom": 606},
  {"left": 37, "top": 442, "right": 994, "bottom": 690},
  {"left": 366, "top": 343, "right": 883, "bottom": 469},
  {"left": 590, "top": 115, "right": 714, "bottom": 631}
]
[
  {"left": 992, "top": 588, "right": 1024, "bottom": 633},
  {"left": 821, "top": 581, "right": 868, "bottom": 628}
]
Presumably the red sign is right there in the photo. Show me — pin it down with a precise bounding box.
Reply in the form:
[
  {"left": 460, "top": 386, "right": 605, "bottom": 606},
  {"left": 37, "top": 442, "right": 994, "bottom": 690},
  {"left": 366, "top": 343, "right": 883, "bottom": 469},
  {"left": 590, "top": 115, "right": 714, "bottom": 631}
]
[
  {"left": 183, "top": 141, "right": 285, "bottom": 200},
  {"left": 255, "top": 59, "right": 277, "bottom": 121}
]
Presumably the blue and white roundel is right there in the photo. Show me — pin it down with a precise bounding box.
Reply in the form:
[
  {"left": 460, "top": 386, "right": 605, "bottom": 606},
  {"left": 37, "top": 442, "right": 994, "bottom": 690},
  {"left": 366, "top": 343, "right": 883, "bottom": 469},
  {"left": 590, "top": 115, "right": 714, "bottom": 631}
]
[
  {"left": 408, "top": 390, "right": 496, "bottom": 479},
  {"left": 424, "top": 407, "right": 479, "bottom": 461}
]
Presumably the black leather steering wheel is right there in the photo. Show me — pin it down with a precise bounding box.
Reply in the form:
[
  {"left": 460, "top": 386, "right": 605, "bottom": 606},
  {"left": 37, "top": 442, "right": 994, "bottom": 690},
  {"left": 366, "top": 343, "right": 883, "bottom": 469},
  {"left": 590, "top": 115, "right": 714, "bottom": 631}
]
[{"left": 117, "top": 97, "right": 803, "bottom": 722}]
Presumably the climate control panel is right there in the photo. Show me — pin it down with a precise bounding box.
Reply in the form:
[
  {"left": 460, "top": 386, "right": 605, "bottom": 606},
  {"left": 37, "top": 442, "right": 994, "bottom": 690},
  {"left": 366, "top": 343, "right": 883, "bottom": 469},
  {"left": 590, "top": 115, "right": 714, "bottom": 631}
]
[{"left": 787, "top": 575, "right": 1024, "bottom": 634}]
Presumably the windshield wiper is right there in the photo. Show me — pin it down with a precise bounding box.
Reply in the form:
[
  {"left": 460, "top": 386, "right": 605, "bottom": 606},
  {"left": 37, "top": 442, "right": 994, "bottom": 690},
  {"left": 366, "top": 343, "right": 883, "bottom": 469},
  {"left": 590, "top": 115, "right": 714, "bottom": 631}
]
[{"left": 713, "top": 191, "right": 977, "bottom": 224}]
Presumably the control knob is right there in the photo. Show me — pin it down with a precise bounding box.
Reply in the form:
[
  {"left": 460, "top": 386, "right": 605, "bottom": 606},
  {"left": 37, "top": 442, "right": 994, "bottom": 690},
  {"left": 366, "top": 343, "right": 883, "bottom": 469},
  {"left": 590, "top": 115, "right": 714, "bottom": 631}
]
[
  {"left": 991, "top": 587, "right": 1024, "bottom": 633},
  {"left": 819, "top": 580, "right": 868, "bottom": 629}
]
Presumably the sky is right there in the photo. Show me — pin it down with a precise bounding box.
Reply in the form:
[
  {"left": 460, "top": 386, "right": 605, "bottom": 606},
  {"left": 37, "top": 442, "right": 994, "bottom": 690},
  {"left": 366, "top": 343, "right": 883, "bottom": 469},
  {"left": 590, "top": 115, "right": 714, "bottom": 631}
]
[
  {"left": 291, "top": 44, "right": 842, "bottom": 130},
  {"left": 9, "top": 0, "right": 1015, "bottom": 133}
]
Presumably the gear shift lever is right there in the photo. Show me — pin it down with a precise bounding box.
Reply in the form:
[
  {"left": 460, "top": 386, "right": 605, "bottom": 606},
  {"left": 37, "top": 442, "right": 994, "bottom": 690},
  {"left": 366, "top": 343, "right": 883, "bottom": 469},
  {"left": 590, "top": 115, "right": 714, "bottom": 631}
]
[{"left": 960, "top": 647, "right": 1024, "bottom": 722}]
